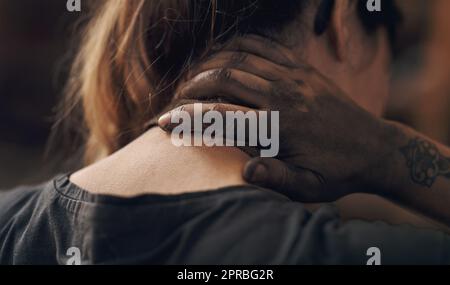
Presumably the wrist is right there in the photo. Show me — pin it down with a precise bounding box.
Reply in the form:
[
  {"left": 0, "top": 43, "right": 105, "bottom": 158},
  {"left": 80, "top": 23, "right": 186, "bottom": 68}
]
[{"left": 363, "top": 119, "right": 407, "bottom": 197}]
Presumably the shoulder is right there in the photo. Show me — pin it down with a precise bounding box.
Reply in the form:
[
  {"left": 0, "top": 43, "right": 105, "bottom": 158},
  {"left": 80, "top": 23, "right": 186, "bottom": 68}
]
[
  {"left": 0, "top": 181, "right": 50, "bottom": 220},
  {"left": 184, "top": 190, "right": 450, "bottom": 264},
  {"left": 178, "top": 188, "right": 340, "bottom": 264}
]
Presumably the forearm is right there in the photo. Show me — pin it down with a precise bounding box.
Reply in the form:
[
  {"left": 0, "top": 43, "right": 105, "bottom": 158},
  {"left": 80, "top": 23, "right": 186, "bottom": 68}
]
[{"left": 376, "top": 120, "right": 450, "bottom": 227}]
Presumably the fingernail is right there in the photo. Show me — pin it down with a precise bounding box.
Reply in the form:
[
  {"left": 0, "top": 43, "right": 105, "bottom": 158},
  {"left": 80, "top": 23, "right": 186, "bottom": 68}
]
[
  {"left": 158, "top": 113, "right": 171, "bottom": 130},
  {"left": 244, "top": 163, "right": 267, "bottom": 183}
]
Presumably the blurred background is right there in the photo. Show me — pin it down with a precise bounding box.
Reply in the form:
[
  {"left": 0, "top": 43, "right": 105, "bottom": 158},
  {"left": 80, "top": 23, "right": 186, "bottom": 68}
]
[
  {"left": 0, "top": 0, "right": 449, "bottom": 193},
  {"left": 0, "top": 0, "right": 79, "bottom": 188}
]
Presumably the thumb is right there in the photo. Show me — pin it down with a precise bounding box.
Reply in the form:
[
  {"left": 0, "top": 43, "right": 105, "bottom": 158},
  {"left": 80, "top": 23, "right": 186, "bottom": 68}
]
[{"left": 243, "top": 157, "right": 326, "bottom": 202}]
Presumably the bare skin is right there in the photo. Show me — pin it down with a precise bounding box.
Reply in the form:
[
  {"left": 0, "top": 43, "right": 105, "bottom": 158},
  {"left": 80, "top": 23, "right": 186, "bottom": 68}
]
[{"left": 71, "top": 128, "right": 248, "bottom": 197}]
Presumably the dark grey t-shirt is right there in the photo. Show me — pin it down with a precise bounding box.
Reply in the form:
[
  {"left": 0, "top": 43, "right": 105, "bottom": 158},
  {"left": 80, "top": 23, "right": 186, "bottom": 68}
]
[{"left": 0, "top": 175, "right": 449, "bottom": 265}]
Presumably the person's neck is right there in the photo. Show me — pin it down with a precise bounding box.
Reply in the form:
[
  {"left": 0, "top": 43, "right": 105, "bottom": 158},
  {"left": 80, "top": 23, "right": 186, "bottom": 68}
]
[{"left": 70, "top": 127, "right": 249, "bottom": 197}]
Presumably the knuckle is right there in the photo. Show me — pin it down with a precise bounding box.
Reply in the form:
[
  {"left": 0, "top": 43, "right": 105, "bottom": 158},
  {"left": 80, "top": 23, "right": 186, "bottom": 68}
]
[
  {"left": 210, "top": 103, "right": 225, "bottom": 113},
  {"left": 263, "top": 38, "right": 277, "bottom": 49},
  {"left": 229, "top": 52, "right": 248, "bottom": 66},
  {"left": 213, "top": 68, "right": 232, "bottom": 82},
  {"left": 171, "top": 105, "right": 188, "bottom": 117},
  {"left": 249, "top": 34, "right": 275, "bottom": 48},
  {"left": 300, "top": 63, "right": 314, "bottom": 73}
]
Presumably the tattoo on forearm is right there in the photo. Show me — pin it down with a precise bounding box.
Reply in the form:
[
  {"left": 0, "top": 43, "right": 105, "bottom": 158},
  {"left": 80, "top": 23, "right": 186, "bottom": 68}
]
[{"left": 400, "top": 138, "right": 450, "bottom": 187}]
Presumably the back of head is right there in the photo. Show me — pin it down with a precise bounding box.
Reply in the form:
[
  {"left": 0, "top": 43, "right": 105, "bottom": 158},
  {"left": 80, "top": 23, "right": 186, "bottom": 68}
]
[{"left": 61, "top": 0, "right": 399, "bottom": 164}]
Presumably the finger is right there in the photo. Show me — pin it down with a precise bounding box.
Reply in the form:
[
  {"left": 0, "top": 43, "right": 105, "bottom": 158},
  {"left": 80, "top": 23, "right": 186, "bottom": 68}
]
[
  {"left": 158, "top": 102, "right": 254, "bottom": 131},
  {"left": 190, "top": 51, "right": 288, "bottom": 82},
  {"left": 243, "top": 157, "right": 329, "bottom": 202},
  {"left": 158, "top": 103, "right": 275, "bottom": 148},
  {"left": 216, "top": 34, "right": 296, "bottom": 67},
  {"left": 176, "top": 68, "right": 271, "bottom": 108}
]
